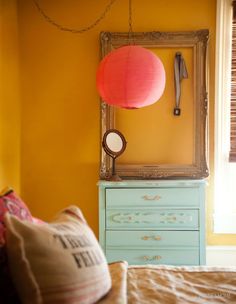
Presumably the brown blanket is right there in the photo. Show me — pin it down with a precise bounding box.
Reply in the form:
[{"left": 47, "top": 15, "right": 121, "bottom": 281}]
[{"left": 98, "top": 261, "right": 236, "bottom": 304}]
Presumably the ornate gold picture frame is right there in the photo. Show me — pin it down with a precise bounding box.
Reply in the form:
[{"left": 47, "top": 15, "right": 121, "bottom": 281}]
[{"left": 99, "top": 30, "right": 209, "bottom": 179}]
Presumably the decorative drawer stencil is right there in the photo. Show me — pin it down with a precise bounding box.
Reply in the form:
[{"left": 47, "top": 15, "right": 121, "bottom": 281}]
[
  {"left": 98, "top": 180, "right": 206, "bottom": 266},
  {"left": 106, "top": 209, "right": 199, "bottom": 229}
]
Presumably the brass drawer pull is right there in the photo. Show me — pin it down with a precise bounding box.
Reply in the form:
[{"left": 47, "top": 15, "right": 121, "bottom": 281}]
[
  {"left": 142, "top": 195, "right": 162, "bottom": 201},
  {"left": 143, "top": 255, "right": 162, "bottom": 261},
  {"left": 141, "top": 235, "right": 162, "bottom": 241}
]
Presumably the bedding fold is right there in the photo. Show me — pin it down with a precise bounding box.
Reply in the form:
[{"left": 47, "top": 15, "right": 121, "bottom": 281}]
[{"left": 98, "top": 261, "right": 128, "bottom": 304}]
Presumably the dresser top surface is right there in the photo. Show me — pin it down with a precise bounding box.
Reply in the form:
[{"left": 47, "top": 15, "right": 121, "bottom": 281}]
[{"left": 97, "top": 179, "right": 207, "bottom": 188}]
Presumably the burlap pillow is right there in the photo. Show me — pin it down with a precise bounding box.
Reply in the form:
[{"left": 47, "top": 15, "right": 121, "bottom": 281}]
[{"left": 5, "top": 206, "right": 111, "bottom": 304}]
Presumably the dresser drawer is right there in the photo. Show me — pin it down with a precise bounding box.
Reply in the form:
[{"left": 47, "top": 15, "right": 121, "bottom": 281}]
[
  {"left": 106, "top": 187, "right": 199, "bottom": 208},
  {"left": 106, "top": 230, "right": 199, "bottom": 247},
  {"left": 106, "top": 209, "right": 199, "bottom": 230},
  {"left": 106, "top": 248, "right": 199, "bottom": 265}
]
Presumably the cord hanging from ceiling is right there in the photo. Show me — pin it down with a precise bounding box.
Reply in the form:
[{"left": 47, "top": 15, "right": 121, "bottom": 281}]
[{"left": 32, "top": 0, "right": 117, "bottom": 34}]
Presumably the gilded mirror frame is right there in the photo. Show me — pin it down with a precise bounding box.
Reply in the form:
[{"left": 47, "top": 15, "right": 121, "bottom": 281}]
[{"left": 99, "top": 30, "right": 209, "bottom": 179}]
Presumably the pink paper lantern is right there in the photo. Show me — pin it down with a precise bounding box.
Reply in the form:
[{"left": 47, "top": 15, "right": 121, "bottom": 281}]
[{"left": 96, "top": 45, "right": 166, "bottom": 109}]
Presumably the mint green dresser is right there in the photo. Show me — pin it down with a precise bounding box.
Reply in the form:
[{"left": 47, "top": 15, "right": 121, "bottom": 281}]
[{"left": 98, "top": 180, "right": 206, "bottom": 266}]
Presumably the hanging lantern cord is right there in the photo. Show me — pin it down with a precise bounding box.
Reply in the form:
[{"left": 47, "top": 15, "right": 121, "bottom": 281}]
[
  {"left": 32, "top": 0, "right": 117, "bottom": 34},
  {"left": 128, "top": 0, "right": 135, "bottom": 44}
]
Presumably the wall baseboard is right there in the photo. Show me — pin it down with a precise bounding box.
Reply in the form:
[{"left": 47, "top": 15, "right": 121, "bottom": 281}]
[{"left": 206, "top": 246, "right": 236, "bottom": 266}]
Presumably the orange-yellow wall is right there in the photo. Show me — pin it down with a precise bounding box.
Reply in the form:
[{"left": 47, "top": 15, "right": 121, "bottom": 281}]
[
  {"left": 0, "top": 0, "right": 20, "bottom": 193},
  {"left": 1, "top": 0, "right": 235, "bottom": 244}
]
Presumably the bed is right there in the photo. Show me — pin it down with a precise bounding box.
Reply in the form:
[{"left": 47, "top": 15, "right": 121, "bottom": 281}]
[{"left": 98, "top": 261, "right": 236, "bottom": 304}]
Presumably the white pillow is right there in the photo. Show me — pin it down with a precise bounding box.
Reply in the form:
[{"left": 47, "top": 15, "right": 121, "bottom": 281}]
[{"left": 5, "top": 206, "right": 111, "bottom": 304}]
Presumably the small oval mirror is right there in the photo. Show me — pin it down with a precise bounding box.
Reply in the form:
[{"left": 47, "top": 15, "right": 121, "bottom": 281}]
[
  {"left": 106, "top": 132, "right": 123, "bottom": 153},
  {"left": 102, "top": 129, "right": 127, "bottom": 181}
]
